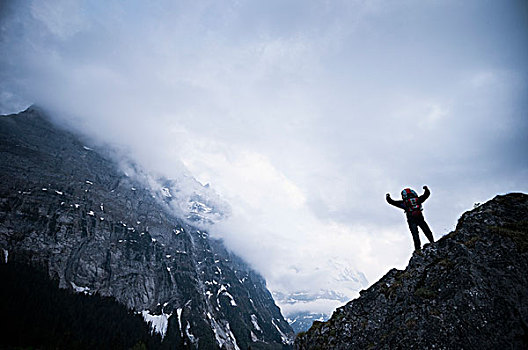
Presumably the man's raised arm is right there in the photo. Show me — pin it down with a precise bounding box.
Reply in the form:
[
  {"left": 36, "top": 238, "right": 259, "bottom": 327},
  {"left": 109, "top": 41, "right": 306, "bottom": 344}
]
[
  {"left": 419, "top": 186, "right": 430, "bottom": 203},
  {"left": 386, "top": 193, "right": 404, "bottom": 209}
]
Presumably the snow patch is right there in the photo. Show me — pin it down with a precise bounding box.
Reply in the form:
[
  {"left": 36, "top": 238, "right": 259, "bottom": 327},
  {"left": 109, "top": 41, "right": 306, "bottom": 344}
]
[
  {"left": 226, "top": 322, "right": 241, "bottom": 350},
  {"left": 217, "top": 285, "right": 237, "bottom": 307},
  {"left": 71, "top": 281, "right": 91, "bottom": 294},
  {"left": 141, "top": 310, "right": 172, "bottom": 339},
  {"left": 251, "top": 314, "right": 262, "bottom": 332},
  {"left": 272, "top": 319, "right": 292, "bottom": 345},
  {"left": 177, "top": 308, "right": 183, "bottom": 337},
  {"left": 217, "top": 285, "right": 228, "bottom": 296},
  {"left": 251, "top": 331, "right": 258, "bottom": 342},
  {"left": 161, "top": 187, "right": 172, "bottom": 198},
  {"left": 207, "top": 313, "right": 241, "bottom": 350},
  {"left": 3, "top": 249, "right": 8, "bottom": 263},
  {"left": 185, "top": 322, "right": 197, "bottom": 345}
]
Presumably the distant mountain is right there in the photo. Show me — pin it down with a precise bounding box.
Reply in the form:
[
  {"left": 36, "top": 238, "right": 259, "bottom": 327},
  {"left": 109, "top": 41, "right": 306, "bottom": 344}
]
[
  {"left": 295, "top": 193, "right": 528, "bottom": 349},
  {"left": 286, "top": 312, "right": 328, "bottom": 335},
  {"left": 274, "top": 262, "right": 368, "bottom": 334},
  {"left": 0, "top": 107, "right": 294, "bottom": 349}
]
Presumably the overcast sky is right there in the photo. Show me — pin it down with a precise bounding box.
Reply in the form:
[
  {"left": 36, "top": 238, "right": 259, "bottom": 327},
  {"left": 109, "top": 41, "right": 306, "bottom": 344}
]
[{"left": 1, "top": 0, "right": 527, "bottom": 316}]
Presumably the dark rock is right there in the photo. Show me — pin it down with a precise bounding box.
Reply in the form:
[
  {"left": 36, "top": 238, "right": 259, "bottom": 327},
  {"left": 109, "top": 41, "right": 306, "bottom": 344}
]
[{"left": 295, "top": 193, "right": 528, "bottom": 350}]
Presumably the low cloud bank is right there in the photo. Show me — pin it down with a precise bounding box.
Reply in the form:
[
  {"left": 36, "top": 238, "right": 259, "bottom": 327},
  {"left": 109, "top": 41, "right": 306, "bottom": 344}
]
[{"left": 1, "top": 0, "right": 527, "bottom": 315}]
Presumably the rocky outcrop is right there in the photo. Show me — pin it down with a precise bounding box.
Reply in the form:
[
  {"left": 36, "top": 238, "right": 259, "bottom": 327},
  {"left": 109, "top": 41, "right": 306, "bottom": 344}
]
[
  {"left": 295, "top": 193, "right": 528, "bottom": 349},
  {"left": 0, "top": 107, "right": 293, "bottom": 349}
]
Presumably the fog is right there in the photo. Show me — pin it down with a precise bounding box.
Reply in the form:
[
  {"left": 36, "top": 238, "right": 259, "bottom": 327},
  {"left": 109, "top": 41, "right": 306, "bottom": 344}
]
[{"left": 1, "top": 0, "right": 527, "bottom": 316}]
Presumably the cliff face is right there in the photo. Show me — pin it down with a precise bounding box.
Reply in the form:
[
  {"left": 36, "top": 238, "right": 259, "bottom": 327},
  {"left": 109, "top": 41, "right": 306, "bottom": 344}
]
[
  {"left": 0, "top": 107, "right": 293, "bottom": 349},
  {"left": 296, "top": 193, "right": 528, "bottom": 349}
]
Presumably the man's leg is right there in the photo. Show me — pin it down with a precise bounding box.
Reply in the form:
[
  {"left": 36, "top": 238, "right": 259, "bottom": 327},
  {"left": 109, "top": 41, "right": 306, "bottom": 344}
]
[
  {"left": 407, "top": 220, "right": 421, "bottom": 250},
  {"left": 418, "top": 218, "right": 434, "bottom": 243}
]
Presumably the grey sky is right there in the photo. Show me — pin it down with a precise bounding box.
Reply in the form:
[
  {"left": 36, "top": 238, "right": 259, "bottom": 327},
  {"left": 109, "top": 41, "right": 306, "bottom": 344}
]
[{"left": 1, "top": 0, "right": 527, "bottom": 316}]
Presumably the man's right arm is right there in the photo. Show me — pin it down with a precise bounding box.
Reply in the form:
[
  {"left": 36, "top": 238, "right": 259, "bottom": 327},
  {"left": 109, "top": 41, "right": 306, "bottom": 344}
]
[{"left": 386, "top": 194, "right": 404, "bottom": 209}]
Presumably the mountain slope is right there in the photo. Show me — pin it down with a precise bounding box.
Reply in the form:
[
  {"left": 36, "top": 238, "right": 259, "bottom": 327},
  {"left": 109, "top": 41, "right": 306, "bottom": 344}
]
[
  {"left": 295, "top": 193, "right": 528, "bottom": 349},
  {"left": 0, "top": 107, "right": 293, "bottom": 349}
]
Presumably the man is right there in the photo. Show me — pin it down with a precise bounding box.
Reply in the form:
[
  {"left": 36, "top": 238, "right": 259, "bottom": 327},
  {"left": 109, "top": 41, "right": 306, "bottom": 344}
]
[{"left": 386, "top": 186, "right": 434, "bottom": 251}]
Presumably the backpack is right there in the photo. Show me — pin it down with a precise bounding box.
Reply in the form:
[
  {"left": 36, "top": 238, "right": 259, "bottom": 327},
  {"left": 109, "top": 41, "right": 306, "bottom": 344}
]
[{"left": 401, "top": 188, "right": 422, "bottom": 217}]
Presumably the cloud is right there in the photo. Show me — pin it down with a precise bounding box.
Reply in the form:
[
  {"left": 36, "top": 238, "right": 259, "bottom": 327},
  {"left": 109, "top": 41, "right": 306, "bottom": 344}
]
[
  {"left": 29, "top": 0, "right": 88, "bottom": 39},
  {"left": 1, "top": 0, "right": 527, "bottom": 316}
]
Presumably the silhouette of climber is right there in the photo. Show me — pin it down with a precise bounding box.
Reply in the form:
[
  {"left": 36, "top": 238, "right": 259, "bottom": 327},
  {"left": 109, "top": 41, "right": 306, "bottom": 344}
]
[{"left": 386, "top": 186, "right": 434, "bottom": 251}]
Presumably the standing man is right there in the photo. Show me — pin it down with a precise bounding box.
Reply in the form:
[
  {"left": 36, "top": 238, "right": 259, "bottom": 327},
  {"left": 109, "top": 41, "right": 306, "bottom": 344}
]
[{"left": 386, "top": 186, "right": 434, "bottom": 251}]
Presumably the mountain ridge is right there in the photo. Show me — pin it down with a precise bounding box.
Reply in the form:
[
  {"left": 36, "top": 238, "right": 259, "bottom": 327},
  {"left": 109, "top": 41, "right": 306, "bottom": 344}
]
[{"left": 295, "top": 192, "right": 528, "bottom": 349}]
